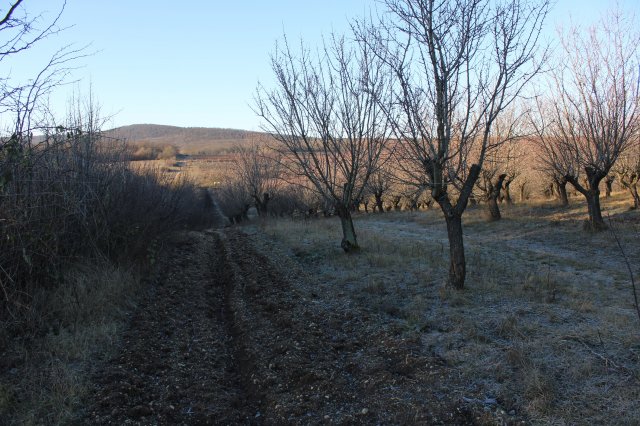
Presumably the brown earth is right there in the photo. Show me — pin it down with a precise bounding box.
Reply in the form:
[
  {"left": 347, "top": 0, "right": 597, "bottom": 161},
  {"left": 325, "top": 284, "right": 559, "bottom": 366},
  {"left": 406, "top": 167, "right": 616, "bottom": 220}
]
[{"left": 77, "top": 221, "right": 511, "bottom": 424}]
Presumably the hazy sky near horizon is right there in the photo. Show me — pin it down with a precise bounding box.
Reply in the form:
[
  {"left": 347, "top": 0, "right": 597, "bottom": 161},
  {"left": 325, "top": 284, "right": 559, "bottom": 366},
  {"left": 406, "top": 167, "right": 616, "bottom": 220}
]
[{"left": 6, "top": 0, "right": 640, "bottom": 131}]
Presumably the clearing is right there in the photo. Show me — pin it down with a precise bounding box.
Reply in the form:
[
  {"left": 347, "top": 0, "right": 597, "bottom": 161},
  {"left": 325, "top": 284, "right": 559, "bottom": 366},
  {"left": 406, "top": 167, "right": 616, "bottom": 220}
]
[{"left": 12, "top": 194, "right": 637, "bottom": 425}]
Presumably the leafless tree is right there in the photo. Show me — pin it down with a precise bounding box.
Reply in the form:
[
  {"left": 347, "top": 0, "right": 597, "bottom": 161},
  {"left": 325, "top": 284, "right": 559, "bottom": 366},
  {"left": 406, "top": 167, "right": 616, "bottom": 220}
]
[
  {"left": 356, "top": 0, "right": 549, "bottom": 288},
  {"left": 366, "top": 166, "right": 394, "bottom": 213},
  {"left": 230, "top": 141, "right": 281, "bottom": 216},
  {"left": 529, "top": 96, "right": 578, "bottom": 207},
  {"left": 540, "top": 9, "right": 640, "bottom": 229},
  {"left": 1, "top": 1, "right": 87, "bottom": 135},
  {"left": 614, "top": 149, "right": 640, "bottom": 209},
  {"left": 475, "top": 109, "right": 525, "bottom": 219},
  {"left": 476, "top": 154, "right": 508, "bottom": 220},
  {"left": 255, "top": 34, "right": 391, "bottom": 251}
]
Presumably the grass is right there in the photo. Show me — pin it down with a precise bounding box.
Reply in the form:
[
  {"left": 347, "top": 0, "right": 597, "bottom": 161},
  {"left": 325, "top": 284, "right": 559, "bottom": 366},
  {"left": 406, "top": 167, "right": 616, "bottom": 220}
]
[
  {"left": 0, "top": 261, "right": 145, "bottom": 425},
  {"left": 258, "top": 193, "right": 640, "bottom": 424}
]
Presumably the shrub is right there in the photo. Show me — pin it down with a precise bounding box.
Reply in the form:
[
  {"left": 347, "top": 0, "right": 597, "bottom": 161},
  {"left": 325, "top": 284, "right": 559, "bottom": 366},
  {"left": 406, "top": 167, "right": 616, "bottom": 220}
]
[{"left": 0, "top": 128, "right": 214, "bottom": 337}]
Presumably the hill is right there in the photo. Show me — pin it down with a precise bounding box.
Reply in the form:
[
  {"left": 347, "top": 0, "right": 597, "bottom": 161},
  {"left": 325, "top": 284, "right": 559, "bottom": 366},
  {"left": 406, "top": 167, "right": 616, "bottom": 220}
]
[{"left": 106, "top": 124, "right": 273, "bottom": 155}]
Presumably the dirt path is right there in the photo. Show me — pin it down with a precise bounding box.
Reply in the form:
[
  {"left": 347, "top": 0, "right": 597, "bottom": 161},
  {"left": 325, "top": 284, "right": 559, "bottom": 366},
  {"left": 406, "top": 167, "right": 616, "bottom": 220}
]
[
  {"left": 82, "top": 230, "right": 254, "bottom": 424},
  {"left": 80, "top": 218, "right": 481, "bottom": 424}
]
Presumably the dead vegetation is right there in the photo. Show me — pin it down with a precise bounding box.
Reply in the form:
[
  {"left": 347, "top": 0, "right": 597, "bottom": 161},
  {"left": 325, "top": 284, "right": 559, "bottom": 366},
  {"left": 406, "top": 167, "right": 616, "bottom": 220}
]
[{"left": 257, "top": 193, "right": 640, "bottom": 424}]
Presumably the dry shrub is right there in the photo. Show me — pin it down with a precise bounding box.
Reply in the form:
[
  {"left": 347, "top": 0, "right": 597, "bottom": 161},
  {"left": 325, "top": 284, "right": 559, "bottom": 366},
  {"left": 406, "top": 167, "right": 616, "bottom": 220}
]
[
  {"left": 128, "top": 142, "right": 178, "bottom": 161},
  {"left": 0, "top": 261, "right": 143, "bottom": 425},
  {"left": 0, "top": 128, "right": 214, "bottom": 339}
]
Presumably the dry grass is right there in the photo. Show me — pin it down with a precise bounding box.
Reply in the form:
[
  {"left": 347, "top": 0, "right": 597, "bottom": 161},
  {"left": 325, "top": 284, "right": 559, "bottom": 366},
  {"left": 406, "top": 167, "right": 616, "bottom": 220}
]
[
  {"left": 0, "top": 262, "right": 144, "bottom": 425},
  {"left": 258, "top": 193, "right": 640, "bottom": 424}
]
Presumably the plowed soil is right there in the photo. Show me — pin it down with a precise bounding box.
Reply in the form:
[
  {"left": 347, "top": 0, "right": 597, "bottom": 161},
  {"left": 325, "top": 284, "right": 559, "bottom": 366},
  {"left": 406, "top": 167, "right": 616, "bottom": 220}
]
[{"left": 80, "top": 223, "right": 495, "bottom": 424}]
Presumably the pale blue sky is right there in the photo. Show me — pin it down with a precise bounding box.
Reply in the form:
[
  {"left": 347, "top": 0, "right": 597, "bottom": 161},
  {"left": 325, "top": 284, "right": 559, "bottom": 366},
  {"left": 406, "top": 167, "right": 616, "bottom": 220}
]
[{"left": 6, "top": 0, "right": 639, "bottom": 131}]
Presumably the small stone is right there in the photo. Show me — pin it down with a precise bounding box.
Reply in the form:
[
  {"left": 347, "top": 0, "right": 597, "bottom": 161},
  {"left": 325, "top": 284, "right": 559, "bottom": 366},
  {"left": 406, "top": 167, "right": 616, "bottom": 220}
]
[
  {"left": 361, "top": 408, "right": 369, "bottom": 415},
  {"left": 128, "top": 405, "right": 152, "bottom": 418},
  {"left": 324, "top": 415, "right": 330, "bottom": 419},
  {"left": 509, "top": 410, "right": 516, "bottom": 416}
]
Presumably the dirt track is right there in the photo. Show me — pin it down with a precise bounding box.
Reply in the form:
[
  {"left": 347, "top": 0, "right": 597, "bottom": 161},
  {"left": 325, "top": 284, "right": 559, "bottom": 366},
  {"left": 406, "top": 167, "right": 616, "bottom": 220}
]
[{"left": 81, "top": 219, "right": 486, "bottom": 424}]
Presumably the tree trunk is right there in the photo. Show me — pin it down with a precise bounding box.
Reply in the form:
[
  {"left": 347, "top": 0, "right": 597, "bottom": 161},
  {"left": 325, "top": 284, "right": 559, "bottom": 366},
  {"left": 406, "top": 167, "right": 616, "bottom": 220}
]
[
  {"left": 374, "top": 193, "right": 384, "bottom": 213},
  {"left": 444, "top": 212, "right": 465, "bottom": 290},
  {"left": 254, "top": 193, "right": 270, "bottom": 216},
  {"left": 487, "top": 174, "right": 507, "bottom": 221},
  {"left": 630, "top": 185, "right": 640, "bottom": 209},
  {"left": 605, "top": 176, "right": 614, "bottom": 198},
  {"left": 568, "top": 167, "right": 607, "bottom": 230},
  {"left": 585, "top": 190, "right": 606, "bottom": 230},
  {"left": 555, "top": 179, "right": 569, "bottom": 207},
  {"left": 503, "top": 180, "right": 513, "bottom": 205},
  {"left": 519, "top": 182, "right": 527, "bottom": 202},
  {"left": 392, "top": 196, "right": 401, "bottom": 211},
  {"left": 336, "top": 205, "right": 359, "bottom": 252}
]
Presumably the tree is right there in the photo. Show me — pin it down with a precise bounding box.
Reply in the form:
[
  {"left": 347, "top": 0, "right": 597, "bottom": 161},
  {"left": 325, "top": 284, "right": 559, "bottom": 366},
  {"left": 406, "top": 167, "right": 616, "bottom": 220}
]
[
  {"left": 366, "top": 166, "right": 394, "bottom": 213},
  {"left": 230, "top": 141, "right": 281, "bottom": 217},
  {"left": 1, "top": 1, "right": 86, "bottom": 135},
  {"left": 357, "top": 0, "right": 549, "bottom": 288},
  {"left": 529, "top": 96, "right": 578, "bottom": 207},
  {"left": 542, "top": 10, "right": 640, "bottom": 229},
  {"left": 614, "top": 149, "right": 640, "bottom": 209},
  {"left": 255, "top": 34, "right": 391, "bottom": 252},
  {"left": 475, "top": 111, "right": 525, "bottom": 219}
]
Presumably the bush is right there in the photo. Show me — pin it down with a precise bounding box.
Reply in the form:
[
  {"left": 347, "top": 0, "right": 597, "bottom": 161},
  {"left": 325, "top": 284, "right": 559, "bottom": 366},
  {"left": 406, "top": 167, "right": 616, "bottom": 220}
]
[{"left": 0, "top": 128, "right": 214, "bottom": 336}]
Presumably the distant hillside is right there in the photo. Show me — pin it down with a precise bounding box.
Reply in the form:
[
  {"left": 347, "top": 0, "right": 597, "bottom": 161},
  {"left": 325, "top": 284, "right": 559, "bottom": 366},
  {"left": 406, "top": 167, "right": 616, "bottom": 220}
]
[{"left": 106, "top": 124, "right": 273, "bottom": 155}]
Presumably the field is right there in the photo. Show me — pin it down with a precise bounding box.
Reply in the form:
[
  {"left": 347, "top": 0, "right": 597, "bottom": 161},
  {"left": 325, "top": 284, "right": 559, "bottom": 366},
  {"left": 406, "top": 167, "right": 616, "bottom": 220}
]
[
  {"left": 254, "top": 193, "right": 640, "bottom": 424},
  {"left": 3, "top": 136, "right": 639, "bottom": 424}
]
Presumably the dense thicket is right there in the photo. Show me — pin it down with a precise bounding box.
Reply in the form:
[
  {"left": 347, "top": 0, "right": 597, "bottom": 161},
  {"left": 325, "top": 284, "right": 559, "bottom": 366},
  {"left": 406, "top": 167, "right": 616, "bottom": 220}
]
[{"left": 0, "top": 127, "right": 214, "bottom": 334}]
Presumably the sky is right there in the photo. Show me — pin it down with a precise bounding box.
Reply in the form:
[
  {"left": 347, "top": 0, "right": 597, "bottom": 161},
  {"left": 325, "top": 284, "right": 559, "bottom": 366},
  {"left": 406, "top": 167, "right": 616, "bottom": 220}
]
[{"left": 4, "top": 0, "right": 640, "bottom": 132}]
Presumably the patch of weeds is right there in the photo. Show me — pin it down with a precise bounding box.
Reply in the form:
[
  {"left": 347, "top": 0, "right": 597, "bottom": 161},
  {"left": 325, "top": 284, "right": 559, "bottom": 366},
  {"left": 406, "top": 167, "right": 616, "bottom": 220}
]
[
  {"left": 466, "top": 323, "right": 492, "bottom": 344},
  {"left": 521, "top": 268, "right": 560, "bottom": 303},
  {"left": 523, "top": 365, "right": 556, "bottom": 414},
  {"left": 0, "top": 383, "right": 15, "bottom": 414},
  {"left": 495, "top": 313, "right": 524, "bottom": 340},
  {"left": 572, "top": 298, "right": 595, "bottom": 313},
  {"left": 362, "top": 279, "right": 387, "bottom": 295},
  {"left": 505, "top": 343, "right": 556, "bottom": 416}
]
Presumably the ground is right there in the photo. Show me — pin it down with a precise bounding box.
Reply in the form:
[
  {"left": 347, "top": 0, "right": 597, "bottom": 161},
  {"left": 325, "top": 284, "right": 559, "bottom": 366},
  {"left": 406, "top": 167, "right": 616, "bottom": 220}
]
[
  {"left": 3, "top": 194, "right": 639, "bottom": 425},
  {"left": 79, "top": 227, "right": 484, "bottom": 424}
]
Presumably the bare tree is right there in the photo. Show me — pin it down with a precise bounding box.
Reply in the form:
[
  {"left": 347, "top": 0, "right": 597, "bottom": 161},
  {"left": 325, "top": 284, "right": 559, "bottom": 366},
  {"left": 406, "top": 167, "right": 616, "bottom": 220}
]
[
  {"left": 255, "top": 34, "right": 391, "bottom": 252},
  {"left": 357, "top": 0, "right": 549, "bottom": 288},
  {"left": 1, "top": 1, "right": 87, "bottom": 135},
  {"left": 366, "top": 166, "right": 394, "bottom": 213},
  {"left": 474, "top": 110, "right": 525, "bottom": 220},
  {"left": 476, "top": 154, "right": 508, "bottom": 220},
  {"left": 542, "top": 9, "right": 640, "bottom": 229},
  {"left": 230, "top": 141, "right": 281, "bottom": 216},
  {"left": 529, "top": 96, "right": 578, "bottom": 207},
  {"left": 614, "top": 149, "right": 640, "bottom": 209}
]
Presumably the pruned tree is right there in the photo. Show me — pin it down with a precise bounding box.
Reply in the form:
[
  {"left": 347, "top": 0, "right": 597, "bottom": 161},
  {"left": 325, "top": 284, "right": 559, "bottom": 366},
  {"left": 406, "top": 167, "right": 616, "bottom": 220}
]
[
  {"left": 604, "top": 175, "right": 615, "bottom": 198},
  {"left": 541, "top": 9, "right": 640, "bottom": 229},
  {"left": 529, "top": 96, "right": 578, "bottom": 207},
  {"left": 474, "top": 109, "right": 525, "bottom": 220},
  {"left": 366, "top": 166, "right": 394, "bottom": 212},
  {"left": 614, "top": 149, "right": 640, "bottom": 209},
  {"left": 230, "top": 141, "right": 281, "bottom": 217},
  {"left": 255, "top": 33, "right": 391, "bottom": 252},
  {"left": 357, "top": 0, "right": 549, "bottom": 288},
  {"left": 476, "top": 154, "right": 508, "bottom": 220}
]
